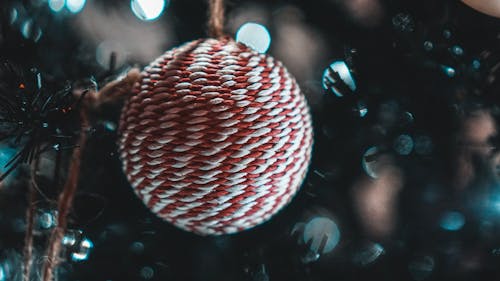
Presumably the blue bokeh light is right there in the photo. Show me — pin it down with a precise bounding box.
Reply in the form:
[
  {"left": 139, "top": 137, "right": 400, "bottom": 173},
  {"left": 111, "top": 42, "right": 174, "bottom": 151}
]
[
  {"left": 131, "top": 0, "right": 167, "bottom": 21},
  {"left": 62, "top": 232, "right": 78, "bottom": 246},
  {"left": 236, "top": 22, "right": 271, "bottom": 54},
  {"left": 66, "top": 0, "right": 86, "bottom": 13},
  {"left": 472, "top": 59, "right": 481, "bottom": 69},
  {"left": 353, "top": 242, "right": 385, "bottom": 266},
  {"left": 48, "top": 0, "right": 65, "bottom": 13},
  {"left": 140, "top": 266, "right": 154, "bottom": 279},
  {"left": 9, "top": 8, "right": 18, "bottom": 24},
  {"left": 322, "top": 61, "right": 357, "bottom": 97},
  {"left": 303, "top": 217, "right": 340, "bottom": 254},
  {"left": 21, "top": 20, "right": 42, "bottom": 42},
  {"left": 442, "top": 66, "right": 456, "bottom": 77},
  {"left": 71, "top": 237, "right": 93, "bottom": 262},
  {"left": 408, "top": 256, "right": 435, "bottom": 281},
  {"left": 37, "top": 210, "right": 58, "bottom": 230},
  {"left": 0, "top": 146, "right": 17, "bottom": 173},
  {"left": 451, "top": 45, "right": 464, "bottom": 56},
  {"left": 423, "top": 41, "right": 433, "bottom": 51},
  {"left": 362, "top": 146, "right": 380, "bottom": 179},
  {"left": 440, "top": 211, "right": 465, "bottom": 231},
  {"left": 394, "top": 134, "right": 414, "bottom": 155}
]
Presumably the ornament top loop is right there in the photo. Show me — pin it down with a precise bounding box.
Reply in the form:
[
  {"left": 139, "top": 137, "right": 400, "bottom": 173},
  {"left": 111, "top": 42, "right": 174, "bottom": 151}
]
[{"left": 208, "top": 0, "right": 225, "bottom": 38}]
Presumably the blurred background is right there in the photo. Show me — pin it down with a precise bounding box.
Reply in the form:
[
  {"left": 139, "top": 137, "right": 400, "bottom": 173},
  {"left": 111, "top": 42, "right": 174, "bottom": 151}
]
[{"left": 0, "top": 0, "right": 499, "bottom": 280}]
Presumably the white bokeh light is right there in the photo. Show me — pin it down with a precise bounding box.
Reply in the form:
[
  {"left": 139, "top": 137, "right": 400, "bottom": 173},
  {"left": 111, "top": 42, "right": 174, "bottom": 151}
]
[
  {"left": 96, "top": 40, "right": 127, "bottom": 70},
  {"left": 48, "top": 0, "right": 65, "bottom": 12},
  {"left": 303, "top": 217, "right": 340, "bottom": 254},
  {"left": 131, "top": 0, "right": 166, "bottom": 21},
  {"left": 66, "top": 0, "right": 86, "bottom": 13},
  {"left": 322, "top": 61, "right": 356, "bottom": 97},
  {"left": 236, "top": 22, "right": 271, "bottom": 53},
  {"left": 71, "top": 238, "right": 93, "bottom": 262}
]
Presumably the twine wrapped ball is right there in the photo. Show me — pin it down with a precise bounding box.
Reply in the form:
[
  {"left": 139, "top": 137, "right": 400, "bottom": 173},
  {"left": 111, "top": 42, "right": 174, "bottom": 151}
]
[{"left": 119, "top": 37, "right": 313, "bottom": 235}]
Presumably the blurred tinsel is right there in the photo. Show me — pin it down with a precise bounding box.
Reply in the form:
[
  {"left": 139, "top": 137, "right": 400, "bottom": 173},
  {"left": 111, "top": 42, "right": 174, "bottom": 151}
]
[{"left": 0, "top": 0, "right": 499, "bottom": 281}]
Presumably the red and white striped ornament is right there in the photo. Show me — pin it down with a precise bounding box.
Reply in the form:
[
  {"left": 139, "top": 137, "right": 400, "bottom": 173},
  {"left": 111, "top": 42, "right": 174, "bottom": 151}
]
[{"left": 118, "top": 37, "right": 313, "bottom": 235}]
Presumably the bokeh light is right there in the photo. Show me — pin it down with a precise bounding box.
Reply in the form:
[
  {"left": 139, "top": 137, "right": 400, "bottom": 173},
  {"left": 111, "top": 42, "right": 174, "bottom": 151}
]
[
  {"left": 103, "top": 121, "right": 117, "bottom": 132},
  {"left": 9, "top": 8, "right": 18, "bottom": 24},
  {"left": 322, "top": 61, "right": 356, "bottom": 97},
  {"left": 451, "top": 45, "right": 464, "bottom": 56},
  {"left": 71, "top": 237, "right": 93, "bottom": 262},
  {"left": 393, "top": 134, "right": 414, "bottom": 155},
  {"left": 336, "top": 0, "right": 384, "bottom": 26},
  {"left": 462, "top": 0, "right": 500, "bottom": 18},
  {"left": 0, "top": 252, "right": 21, "bottom": 281},
  {"left": 424, "top": 41, "right": 433, "bottom": 51},
  {"left": 303, "top": 217, "right": 340, "bottom": 254},
  {"left": 66, "top": 0, "right": 86, "bottom": 13},
  {"left": 442, "top": 65, "right": 456, "bottom": 77},
  {"left": 408, "top": 256, "right": 435, "bottom": 281},
  {"left": 356, "top": 101, "right": 368, "bottom": 117},
  {"left": 75, "top": 1, "right": 173, "bottom": 67},
  {"left": 131, "top": 0, "right": 166, "bottom": 21},
  {"left": 440, "top": 211, "right": 465, "bottom": 231},
  {"left": 37, "top": 209, "right": 58, "bottom": 230},
  {"left": 48, "top": 0, "right": 65, "bottom": 13},
  {"left": 130, "top": 241, "right": 145, "bottom": 255},
  {"left": 95, "top": 40, "right": 127, "bottom": 70},
  {"left": 21, "top": 20, "right": 42, "bottom": 42},
  {"left": 352, "top": 242, "right": 385, "bottom": 266},
  {"left": 140, "top": 266, "right": 154, "bottom": 279},
  {"left": 236, "top": 22, "right": 271, "bottom": 54},
  {"left": 354, "top": 161, "right": 403, "bottom": 238},
  {"left": 362, "top": 146, "right": 380, "bottom": 179},
  {"left": 472, "top": 59, "right": 481, "bottom": 69},
  {"left": 0, "top": 146, "right": 16, "bottom": 173},
  {"left": 392, "top": 13, "right": 415, "bottom": 32},
  {"left": 62, "top": 229, "right": 81, "bottom": 247},
  {"left": 414, "top": 135, "right": 433, "bottom": 155}
]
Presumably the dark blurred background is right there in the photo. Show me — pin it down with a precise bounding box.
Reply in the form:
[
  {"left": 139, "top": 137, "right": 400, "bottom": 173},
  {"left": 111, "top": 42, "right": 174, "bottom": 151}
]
[{"left": 0, "top": 0, "right": 499, "bottom": 280}]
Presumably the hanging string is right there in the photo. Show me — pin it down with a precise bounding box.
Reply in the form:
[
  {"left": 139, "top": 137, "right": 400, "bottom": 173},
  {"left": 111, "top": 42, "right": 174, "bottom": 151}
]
[
  {"left": 38, "top": 68, "right": 139, "bottom": 281},
  {"left": 208, "top": 0, "right": 225, "bottom": 38},
  {"left": 89, "top": 68, "right": 141, "bottom": 107},
  {"left": 22, "top": 160, "right": 39, "bottom": 281},
  {"left": 41, "top": 109, "right": 89, "bottom": 281}
]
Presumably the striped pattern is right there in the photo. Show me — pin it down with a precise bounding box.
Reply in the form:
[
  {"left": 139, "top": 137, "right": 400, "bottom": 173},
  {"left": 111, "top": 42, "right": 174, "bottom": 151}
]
[{"left": 119, "top": 38, "right": 313, "bottom": 235}]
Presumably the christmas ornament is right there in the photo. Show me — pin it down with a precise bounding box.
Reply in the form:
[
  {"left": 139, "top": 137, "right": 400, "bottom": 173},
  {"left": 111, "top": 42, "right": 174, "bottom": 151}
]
[{"left": 119, "top": 36, "right": 313, "bottom": 235}]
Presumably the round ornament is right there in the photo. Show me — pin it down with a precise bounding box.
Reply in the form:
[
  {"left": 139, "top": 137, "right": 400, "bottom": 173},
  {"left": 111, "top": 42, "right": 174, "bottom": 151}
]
[{"left": 119, "top": 37, "right": 313, "bottom": 235}]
